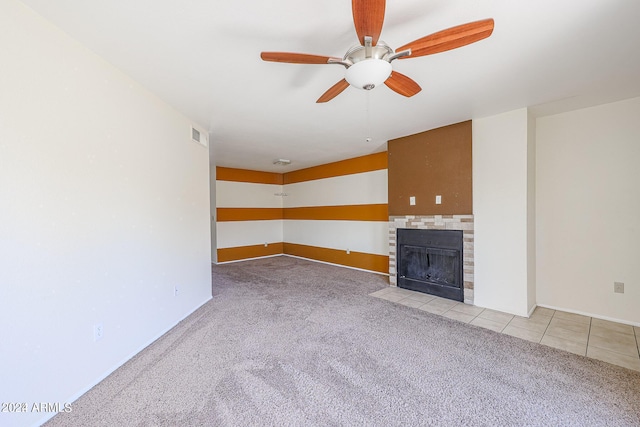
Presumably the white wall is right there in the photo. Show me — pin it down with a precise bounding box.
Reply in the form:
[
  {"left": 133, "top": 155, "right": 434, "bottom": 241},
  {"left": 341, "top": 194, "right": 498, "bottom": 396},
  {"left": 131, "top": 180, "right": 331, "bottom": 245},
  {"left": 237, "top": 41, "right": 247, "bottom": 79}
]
[
  {"left": 217, "top": 220, "right": 284, "bottom": 249},
  {"left": 536, "top": 97, "right": 640, "bottom": 325},
  {"left": 283, "top": 170, "right": 388, "bottom": 207},
  {"left": 527, "top": 112, "right": 537, "bottom": 312},
  {"left": 283, "top": 170, "right": 389, "bottom": 257},
  {"left": 472, "top": 109, "right": 535, "bottom": 316},
  {"left": 215, "top": 181, "right": 283, "bottom": 250},
  {"left": 284, "top": 220, "right": 389, "bottom": 255},
  {"left": 0, "top": 2, "right": 212, "bottom": 426},
  {"left": 209, "top": 136, "right": 218, "bottom": 263},
  {"left": 216, "top": 181, "right": 283, "bottom": 209}
]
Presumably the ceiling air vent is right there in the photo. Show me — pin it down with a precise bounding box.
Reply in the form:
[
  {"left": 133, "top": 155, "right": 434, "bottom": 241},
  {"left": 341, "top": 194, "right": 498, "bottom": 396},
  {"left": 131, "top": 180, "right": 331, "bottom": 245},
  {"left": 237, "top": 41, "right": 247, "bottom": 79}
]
[{"left": 191, "top": 126, "right": 208, "bottom": 148}]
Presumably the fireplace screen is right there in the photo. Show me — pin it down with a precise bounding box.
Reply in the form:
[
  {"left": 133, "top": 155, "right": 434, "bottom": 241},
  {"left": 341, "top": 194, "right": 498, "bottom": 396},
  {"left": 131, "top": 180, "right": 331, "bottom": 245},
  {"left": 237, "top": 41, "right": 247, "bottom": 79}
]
[
  {"left": 397, "top": 229, "right": 463, "bottom": 301},
  {"left": 400, "top": 246, "right": 458, "bottom": 286}
]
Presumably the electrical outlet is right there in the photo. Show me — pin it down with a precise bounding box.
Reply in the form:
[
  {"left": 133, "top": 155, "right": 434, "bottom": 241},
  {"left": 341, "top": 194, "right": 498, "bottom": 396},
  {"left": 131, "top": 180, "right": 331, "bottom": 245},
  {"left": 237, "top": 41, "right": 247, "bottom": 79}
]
[
  {"left": 174, "top": 285, "right": 179, "bottom": 297},
  {"left": 435, "top": 195, "right": 442, "bottom": 204},
  {"left": 409, "top": 196, "right": 416, "bottom": 206},
  {"left": 346, "top": 249, "right": 350, "bottom": 255},
  {"left": 614, "top": 282, "right": 624, "bottom": 294},
  {"left": 93, "top": 323, "right": 104, "bottom": 342}
]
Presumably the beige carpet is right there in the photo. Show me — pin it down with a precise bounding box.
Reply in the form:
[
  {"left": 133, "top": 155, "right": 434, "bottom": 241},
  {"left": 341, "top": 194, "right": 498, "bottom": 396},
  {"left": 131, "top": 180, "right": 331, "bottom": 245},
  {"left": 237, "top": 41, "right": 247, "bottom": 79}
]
[{"left": 46, "top": 256, "right": 640, "bottom": 426}]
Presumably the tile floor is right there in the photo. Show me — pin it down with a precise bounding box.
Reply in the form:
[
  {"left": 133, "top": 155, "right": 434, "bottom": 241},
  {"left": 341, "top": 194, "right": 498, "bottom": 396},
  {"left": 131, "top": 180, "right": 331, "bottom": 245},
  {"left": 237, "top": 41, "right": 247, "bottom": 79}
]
[{"left": 370, "top": 286, "right": 640, "bottom": 372}]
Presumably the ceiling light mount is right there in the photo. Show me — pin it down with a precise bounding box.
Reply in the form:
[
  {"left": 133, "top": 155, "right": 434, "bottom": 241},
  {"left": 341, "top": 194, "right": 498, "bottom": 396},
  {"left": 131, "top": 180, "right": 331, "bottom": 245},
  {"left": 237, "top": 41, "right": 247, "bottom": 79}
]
[{"left": 273, "top": 158, "right": 291, "bottom": 166}]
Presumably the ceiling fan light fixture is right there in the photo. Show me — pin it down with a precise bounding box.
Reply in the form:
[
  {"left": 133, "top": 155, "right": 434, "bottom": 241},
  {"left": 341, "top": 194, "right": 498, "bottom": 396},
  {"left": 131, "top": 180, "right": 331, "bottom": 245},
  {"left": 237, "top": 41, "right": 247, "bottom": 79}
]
[{"left": 345, "top": 59, "right": 392, "bottom": 90}]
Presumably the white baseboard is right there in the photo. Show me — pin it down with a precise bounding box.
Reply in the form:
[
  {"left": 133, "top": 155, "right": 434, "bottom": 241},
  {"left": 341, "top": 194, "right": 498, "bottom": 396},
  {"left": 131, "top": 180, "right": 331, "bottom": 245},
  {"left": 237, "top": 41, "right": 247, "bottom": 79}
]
[
  {"left": 283, "top": 254, "right": 389, "bottom": 276},
  {"left": 536, "top": 303, "right": 640, "bottom": 327},
  {"left": 214, "top": 253, "right": 281, "bottom": 265},
  {"left": 214, "top": 253, "right": 389, "bottom": 277}
]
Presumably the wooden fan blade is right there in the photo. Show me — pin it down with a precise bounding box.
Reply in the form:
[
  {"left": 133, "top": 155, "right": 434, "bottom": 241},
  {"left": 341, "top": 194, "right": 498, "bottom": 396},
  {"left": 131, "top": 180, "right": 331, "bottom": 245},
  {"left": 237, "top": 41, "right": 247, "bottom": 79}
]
[
  {"left": 397, "top": 18, "right": 494, "bottom": 59},
  {"left": 385, "top": 71, "right": 422, "bottom": 97},
  {"left": 260, "top": 52, "right": 335, "bottom": 64},
  {"left": 352, "top": 0, "right": 386, "bottom": 46},
  {"left": 316, "top": 79, "right": 350, "bottom": 103}
]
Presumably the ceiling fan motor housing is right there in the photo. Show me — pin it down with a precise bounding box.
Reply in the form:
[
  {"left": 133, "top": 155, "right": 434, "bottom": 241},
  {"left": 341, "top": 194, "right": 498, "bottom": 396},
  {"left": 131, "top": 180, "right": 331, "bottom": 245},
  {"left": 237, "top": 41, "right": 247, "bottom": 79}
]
[{"left": 344, "top": 42, "right": 393, "bottom": 90}]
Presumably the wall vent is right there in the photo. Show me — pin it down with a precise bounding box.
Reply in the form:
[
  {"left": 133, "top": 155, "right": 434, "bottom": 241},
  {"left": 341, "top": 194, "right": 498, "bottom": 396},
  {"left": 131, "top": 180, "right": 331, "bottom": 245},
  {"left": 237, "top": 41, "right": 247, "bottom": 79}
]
[{"left": 191, "top": 126, "right": 208, "bottom": 148}]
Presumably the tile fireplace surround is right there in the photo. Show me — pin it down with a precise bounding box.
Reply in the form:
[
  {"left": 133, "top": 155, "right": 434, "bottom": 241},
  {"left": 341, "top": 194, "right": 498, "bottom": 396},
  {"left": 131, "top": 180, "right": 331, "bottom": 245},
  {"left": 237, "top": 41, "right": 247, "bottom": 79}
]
[{"left": 389, "top": 215, "right": 474, "bottom": 304}]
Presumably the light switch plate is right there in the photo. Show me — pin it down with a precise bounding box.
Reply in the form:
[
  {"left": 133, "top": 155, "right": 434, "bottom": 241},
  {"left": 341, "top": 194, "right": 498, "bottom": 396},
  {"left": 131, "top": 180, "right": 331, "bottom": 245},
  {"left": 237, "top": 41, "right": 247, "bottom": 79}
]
[
  {"left": 435, "top": 195, "right": 442, "bottom": 204},
  {"left": 409, "top": 196, "right": 416, "bottom": 206}
]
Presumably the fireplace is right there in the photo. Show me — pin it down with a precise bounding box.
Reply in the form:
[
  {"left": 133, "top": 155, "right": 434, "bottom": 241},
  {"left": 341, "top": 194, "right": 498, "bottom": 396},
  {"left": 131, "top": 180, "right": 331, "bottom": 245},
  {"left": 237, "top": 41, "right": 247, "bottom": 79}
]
[{"left": 396, "top": 228, "right": 464, "bottom": 302}]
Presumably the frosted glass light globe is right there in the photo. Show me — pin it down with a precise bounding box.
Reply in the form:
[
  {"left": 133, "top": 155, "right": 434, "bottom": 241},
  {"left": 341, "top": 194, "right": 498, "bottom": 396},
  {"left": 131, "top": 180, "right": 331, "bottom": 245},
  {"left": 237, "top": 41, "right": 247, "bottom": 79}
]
[{"left": 345, "top": 59, "right": 392, "bottom": 90}]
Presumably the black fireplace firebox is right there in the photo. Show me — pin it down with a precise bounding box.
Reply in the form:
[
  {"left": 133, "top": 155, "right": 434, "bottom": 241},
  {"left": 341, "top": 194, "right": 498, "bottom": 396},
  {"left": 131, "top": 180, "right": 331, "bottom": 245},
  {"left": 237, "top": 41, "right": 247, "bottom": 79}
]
[{"left": 397, "top": 229, "right": 464, "bottom": 302}]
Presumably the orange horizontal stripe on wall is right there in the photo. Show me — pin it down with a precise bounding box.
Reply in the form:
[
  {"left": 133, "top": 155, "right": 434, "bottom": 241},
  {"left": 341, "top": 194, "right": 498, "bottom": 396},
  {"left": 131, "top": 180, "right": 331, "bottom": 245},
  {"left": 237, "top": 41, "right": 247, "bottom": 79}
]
[
  {"left": 217, "top": 207, "right": 283, "bottom": 221},
  {"left": 283, "top": 152, "right": 387, "bottom": 184},
  {"left": 216, "top": 167, "right": 284, "bottom": 185},
  {"left": 217, "top": 204, "right": 388, "bottom": 221},
  {"left": 217, "top": 242, "right": 284, "bottom": 263},
  {"left": 283, "top": 243, "right": 389, "bottom": 274},
  {"left": 284, "top": 204, "right": 388, "bottom": 221},
  {"left": 217, "top": 242, "right": 389, "bottom": 274}
]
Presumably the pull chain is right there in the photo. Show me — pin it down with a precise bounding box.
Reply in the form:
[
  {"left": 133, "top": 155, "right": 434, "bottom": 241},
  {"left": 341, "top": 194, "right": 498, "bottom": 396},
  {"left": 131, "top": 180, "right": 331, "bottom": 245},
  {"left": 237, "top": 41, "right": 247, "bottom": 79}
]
[{"left": 365, "top": 90, "right": 372, "bottom": 143}]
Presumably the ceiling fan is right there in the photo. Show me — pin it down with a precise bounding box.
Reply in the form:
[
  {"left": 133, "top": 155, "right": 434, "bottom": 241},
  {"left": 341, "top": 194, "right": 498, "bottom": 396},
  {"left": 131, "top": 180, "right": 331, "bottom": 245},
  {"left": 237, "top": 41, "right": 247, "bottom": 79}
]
[{"left": 260, "top": 0, "right": 494, "bottom": 103}]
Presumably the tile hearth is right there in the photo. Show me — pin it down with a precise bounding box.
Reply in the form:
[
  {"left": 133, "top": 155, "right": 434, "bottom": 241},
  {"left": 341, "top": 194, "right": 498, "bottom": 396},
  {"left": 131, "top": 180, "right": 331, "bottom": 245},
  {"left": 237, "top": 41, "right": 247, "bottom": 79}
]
[{"left": 370, "top": 286, "right": 640, "bottom": 372}]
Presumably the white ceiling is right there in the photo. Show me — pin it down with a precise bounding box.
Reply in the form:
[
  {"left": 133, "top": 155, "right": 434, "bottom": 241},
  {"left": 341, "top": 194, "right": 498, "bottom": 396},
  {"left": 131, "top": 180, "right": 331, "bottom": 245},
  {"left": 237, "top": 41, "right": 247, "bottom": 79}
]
[{"left": 21, "top": 0, "right": 640, "bottom": 172}]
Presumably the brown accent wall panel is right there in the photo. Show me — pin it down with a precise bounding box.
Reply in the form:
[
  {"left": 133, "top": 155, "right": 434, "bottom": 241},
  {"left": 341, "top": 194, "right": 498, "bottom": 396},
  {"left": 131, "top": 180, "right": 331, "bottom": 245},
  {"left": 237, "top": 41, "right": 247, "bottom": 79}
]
[
  {"left": 283, "top": 243, "right": 389, "bottom": 274},
  {"left": 216, "top": 167, "right": 284, "bottom": 185},
  {"left": 217, "top": 242, "right": 284, "bottom": 262},
  {"left": 284, "top": 152, "right": 387, "bottom": 184},
  {"left": 388, "top": 121, "right": 472, "bottom": 216},
  {"left": 217, "top": 207, "right": 283, "bottom": 221},
  {"left": 283, "top": 204, "right": 388, "bottom": 221}
]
